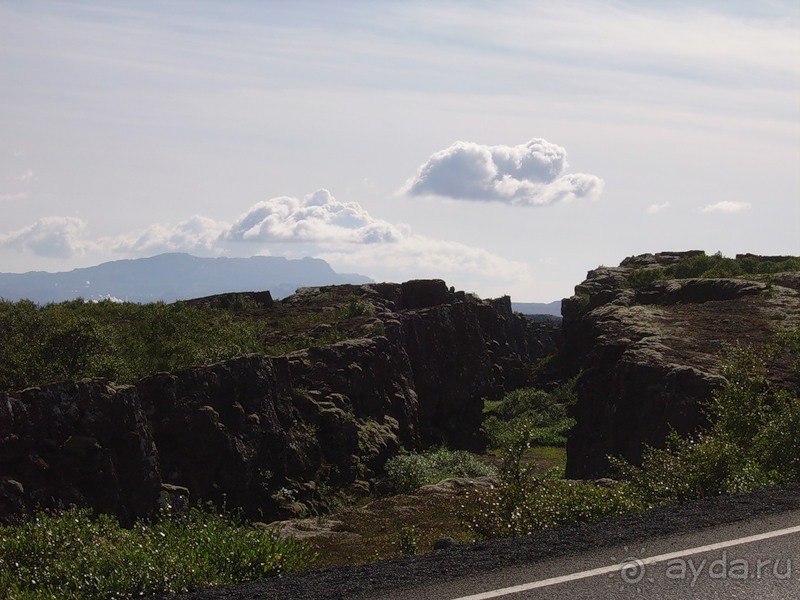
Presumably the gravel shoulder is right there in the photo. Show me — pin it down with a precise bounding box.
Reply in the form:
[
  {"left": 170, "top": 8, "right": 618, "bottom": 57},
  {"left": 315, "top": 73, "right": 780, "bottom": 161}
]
[{"left": 149, "top": 484, "right": 800, "bottom": 600}]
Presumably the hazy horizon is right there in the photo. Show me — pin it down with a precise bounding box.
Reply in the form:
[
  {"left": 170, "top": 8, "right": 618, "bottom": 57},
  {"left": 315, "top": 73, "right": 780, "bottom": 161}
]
[{"left": 2, "top": 1, "right": 798, "bottom": 302}]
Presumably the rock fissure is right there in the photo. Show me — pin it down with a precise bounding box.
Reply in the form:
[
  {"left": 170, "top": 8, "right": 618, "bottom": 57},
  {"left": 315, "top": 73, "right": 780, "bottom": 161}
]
[{"left": 0, "top": 279, "right": 558, "bottom": 523}]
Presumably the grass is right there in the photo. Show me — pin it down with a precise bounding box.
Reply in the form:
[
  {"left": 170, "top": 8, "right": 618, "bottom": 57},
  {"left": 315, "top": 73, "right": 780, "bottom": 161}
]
[
  {"left": 303, "top": 446, "right": 569, "bottom": 568},
  {"left": 303, "top": 488, "right": 483, "bottom": 567},
  {"left": 384, "top": 447, "right": 497, "bottom": 494},
  {"left": 0, "top": 505, "right": 315, "bottom": 600},
  {"left": 625, "top": 251, "right": 800, "bottom": 289}
]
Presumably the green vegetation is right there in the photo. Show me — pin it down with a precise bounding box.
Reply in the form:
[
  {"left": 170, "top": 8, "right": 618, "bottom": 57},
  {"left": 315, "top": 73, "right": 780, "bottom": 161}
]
[
  {"left": 611, "top": 334, "right": 800, "bottom": 505},
  {"left": 387, "top": 379, "right": 577, "bottom": 495},
  {"left": 461, "top": 420, "right": 644, "bottom": 539},
  {"left": 0, "top": 299, "right": 260, "bottom": 392},
  {"left": 3, "top": 275, "right": 798, "bottom": 582},
  {"left": 0, "top": 505, "right": 314, "bottom": 600},
  {"left": 0, "top": 292, "right": 379, "bottom": 393},
  {"left": 395, "top": 526, "right": 419, "bottom": 556},
  {"left": 483, "top": 382, "right": 576, "bottom": 450},
  {"left": 463, "top": 334, "right": 800, "bottom": 539},
  {"left": 384, "top": 447, "right": 496, "bottom": 494},
  {"left": 626, "top": 251, "right": 800, "bottom": 288}
]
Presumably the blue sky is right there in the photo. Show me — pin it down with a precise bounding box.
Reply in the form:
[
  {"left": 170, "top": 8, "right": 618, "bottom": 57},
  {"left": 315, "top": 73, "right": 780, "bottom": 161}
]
[{"left": 1, "top": 0, "right": 798, "bottom": 301}]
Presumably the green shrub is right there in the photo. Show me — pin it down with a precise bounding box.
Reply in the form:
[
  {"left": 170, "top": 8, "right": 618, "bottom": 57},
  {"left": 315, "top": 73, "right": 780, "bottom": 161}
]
[
  {"left": 0, "top": 505, "right": 315, "bottom": 599},
  {"left": 613, "top": 339, "right": 800, "bottom": 505},
  {"left": 670, "top": 252, "right": 743, "bottom": 279},
  {"left": 483, "top": 383, "right": 575, "bottom": 450},
  {"left": 333, "top": 294, "right": 375, "bottom": 319},
  {"left": 462, "top": 421, "right": 644, "bottom": 539},
  {"left": 624, "top": 251, "right": 800, "bottom": 289},
  {"left": 627, "top": 267, "right": 666, "bottom": 289},
  {"left": 0, "top": 294, "right": 381, "bottom": 393},
  {"left": 385, "top": 447, "right": 496, "bottom": 494},
  {"left": 396, "top": 526, "right": 419, "bottom": 555}
]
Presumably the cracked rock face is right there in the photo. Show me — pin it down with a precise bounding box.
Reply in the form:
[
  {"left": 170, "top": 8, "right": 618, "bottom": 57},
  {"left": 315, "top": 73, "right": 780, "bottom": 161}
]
[
  {"left": 0, "top": 379, "right": 161, "bottom": 526},
  {"left": 561, "top": 253, "right": 800, "bottom": 478},
  {"left": 0, "top": 279, "right": 560, "bottom": 524}
]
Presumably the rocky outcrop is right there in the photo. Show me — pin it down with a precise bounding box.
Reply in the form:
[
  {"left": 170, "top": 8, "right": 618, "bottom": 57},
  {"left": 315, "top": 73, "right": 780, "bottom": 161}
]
[
  {"left": 0, "top": 279, "right": 559, "bottom": 524},
  {"left": 561, "top": 252, "right": 800, "bottom": 478},
  {"left": 0, "top": 380, "right": 161, "bottom": 526}
]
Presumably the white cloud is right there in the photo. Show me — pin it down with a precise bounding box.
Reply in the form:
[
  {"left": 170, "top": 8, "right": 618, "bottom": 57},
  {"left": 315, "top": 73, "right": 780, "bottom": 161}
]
[
  {"left": 225, "top": 189, "right": 408, "bottom": 244},
  {"left": 647, "top": 201, "right": 671, "bottom": 214},
  {"left": 701, "top": 201, "right": 751, "bottom": 213},
  {"left": 0, "top": 188, "right": 538, "bottom": 295},
  {"left": 19, "top": 169, "right": 33, "bottom": 184},
  {"left": 402, "top": 139, "right": 604, "bottom": 206},
  {"left": 0, "top": 216, "right": 90, "bottom": 258},
  {"left": 320, "top": 233, "right": 535, "bottom": 296},
  {"left": 106, "top": 215, "right": 229, "bottom": 255},
  {"left": 221, "top": 190, "right": 534, "bottom": 289}
]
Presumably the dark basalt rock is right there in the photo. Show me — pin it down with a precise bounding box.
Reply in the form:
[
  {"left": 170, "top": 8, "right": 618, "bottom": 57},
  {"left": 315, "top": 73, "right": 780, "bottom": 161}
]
[
  {"left": 560, "top": 253, "right": 800, "bottom": 478},
  {"left": 0, "top": 379, "right": 161, "bottom": 526},
  {"left": 0, "top": 280, "right": 560, "bottom": 524}
]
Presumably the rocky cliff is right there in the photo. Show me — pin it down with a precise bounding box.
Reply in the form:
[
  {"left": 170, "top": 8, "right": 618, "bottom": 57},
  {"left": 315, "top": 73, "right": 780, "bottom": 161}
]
[
  {"left": 560, "top": 252, "right": 800, "bottom": 478},
  {"left": 0, "top": 280, "right": 559, "bottom": 524}
]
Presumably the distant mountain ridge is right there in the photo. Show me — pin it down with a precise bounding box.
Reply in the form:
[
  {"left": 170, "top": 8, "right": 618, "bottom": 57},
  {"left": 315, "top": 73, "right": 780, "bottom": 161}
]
[
  {"left": 511, "top": 301, "right": 562, "bottom": 317},
  {"left": 0, "top": 253, "right": 373, "bottom": 303}
]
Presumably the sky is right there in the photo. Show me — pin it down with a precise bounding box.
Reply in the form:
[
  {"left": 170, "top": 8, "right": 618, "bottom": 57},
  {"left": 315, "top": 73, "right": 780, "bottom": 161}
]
[{"left": 1, "top": 1, "right": 798, "bottom": 302}]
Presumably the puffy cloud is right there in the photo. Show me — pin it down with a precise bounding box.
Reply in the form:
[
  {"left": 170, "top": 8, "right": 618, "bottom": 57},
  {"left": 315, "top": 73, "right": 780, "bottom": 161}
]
[
  {"left": 106, "top": 215, "right": 229, "bottom": 255},
  {"left": 225, "top": 189, "right": 408, "bottom": 244},
  {"left": 647, "top": 201, "right": 671, "bottom": 214},
  {"left": 0, "top": 216, "right": 89, "bottom": 258},
  {"left": 403, "top": 139, "right": 604, "bottom": 206},
  {"left": 701, "top": 201, "right": 750, "bottom": 213},
  {"left": 0, "top": 189, "right": 539, "bottom": 296}
]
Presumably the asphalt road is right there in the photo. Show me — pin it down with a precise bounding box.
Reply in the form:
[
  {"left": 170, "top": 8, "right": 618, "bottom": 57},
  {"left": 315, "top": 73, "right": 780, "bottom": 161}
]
[
  {"left": 381, "top": 509, "right": 800, "bottom": 599},
  {"left": 156, "top": 484, "right": 800, "bottom": 600}
]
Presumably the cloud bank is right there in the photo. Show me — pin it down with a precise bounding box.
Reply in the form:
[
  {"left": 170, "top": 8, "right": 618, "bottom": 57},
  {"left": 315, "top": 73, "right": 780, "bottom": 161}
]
[
  {"left": 403, "top": 139, "right": 604, "bottom": 206},
  {"left": 0, "top": 216, "right": 90, "bottom": 258},
  {"left": 107, "top": 215, "right": 229, "bottom": 256},
  {"left": 0, "top": 190, "right": 532, "bottom": 294}
]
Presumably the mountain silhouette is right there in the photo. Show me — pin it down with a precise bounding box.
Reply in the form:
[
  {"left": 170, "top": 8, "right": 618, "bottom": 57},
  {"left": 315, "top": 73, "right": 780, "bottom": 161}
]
[{"left": 0, "top": 253, "right": 373, "bottom": 303}]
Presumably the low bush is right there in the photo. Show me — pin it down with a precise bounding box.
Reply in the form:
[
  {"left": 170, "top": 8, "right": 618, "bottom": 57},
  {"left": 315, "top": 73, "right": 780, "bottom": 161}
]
[
  {"left": 0, "top": 293, "right": 380, "bottom": 393},
  {"left": 612, "top": 337, "right": 800, "bottom": 505},
  {"left": 462, "top": 421, "right": 644, "bottom": 539},
  {"left": 384, "top": 447, "right": 496, "bottom": 494},
  {"left": 465, "top": 333, "right": 800, "bottom": 540},
  {"left": 0, "top": 505, "right": 315, "bottom": 599},
  {"left": 626, "top": 251, "right": 800, "bottom": 289},
  {"left": 483, "top": 383, "right": 575, "bottom": 450}
]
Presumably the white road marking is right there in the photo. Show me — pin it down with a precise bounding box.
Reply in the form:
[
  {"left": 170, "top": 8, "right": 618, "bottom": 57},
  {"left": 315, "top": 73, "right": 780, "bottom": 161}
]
[{"left": 452, "top": 523, "right": 800, "bottom": 599}]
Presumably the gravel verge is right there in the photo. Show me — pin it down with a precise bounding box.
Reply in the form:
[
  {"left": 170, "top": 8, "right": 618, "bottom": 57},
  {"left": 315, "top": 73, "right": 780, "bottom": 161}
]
[{"left": 148, "top": 484, "right": 800, "bottom": 600}]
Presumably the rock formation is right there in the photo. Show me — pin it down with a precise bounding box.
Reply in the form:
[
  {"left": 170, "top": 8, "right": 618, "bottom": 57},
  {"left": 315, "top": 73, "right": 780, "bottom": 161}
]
[
  {"left": 0, "top": 279, "right": 559, "bottom": 523},
  {"left": 560, "top": 252, "right": 800, "bottom": 478},
  {"left": 0, "top": 380, "right": 161, "bottom": 526}
]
